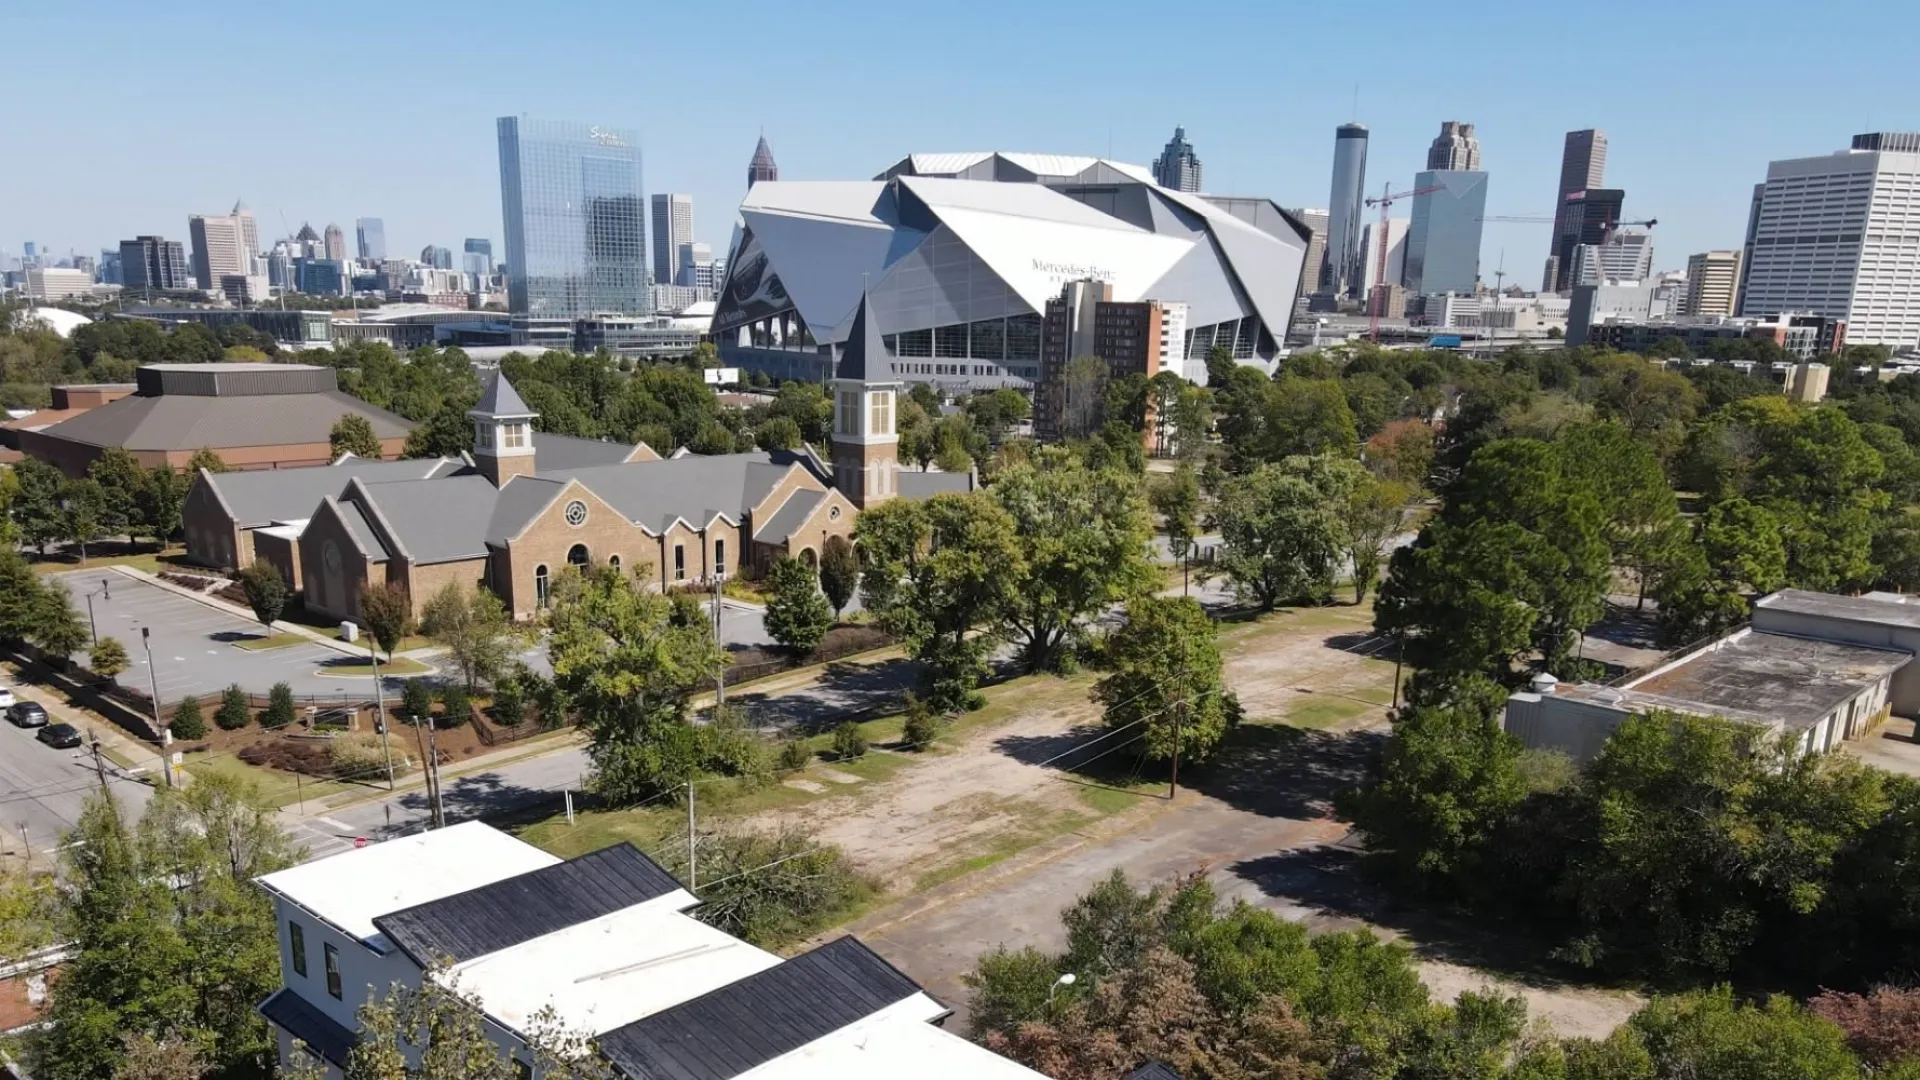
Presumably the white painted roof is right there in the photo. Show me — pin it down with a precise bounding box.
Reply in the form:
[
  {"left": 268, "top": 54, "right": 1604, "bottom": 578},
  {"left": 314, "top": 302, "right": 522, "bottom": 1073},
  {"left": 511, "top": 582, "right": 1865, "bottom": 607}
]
[
  {"left": 740, "top": 995, "right": 1046, "bottom": 1079},
  {"left": 448, "top": 899, "right": 776, "bottom": 1037},
  {"left": 11, "top": 307, "right": 93, "bottom": 337},
  {"left": 256, "top": 821, "right": 559, "bottom": 946}
]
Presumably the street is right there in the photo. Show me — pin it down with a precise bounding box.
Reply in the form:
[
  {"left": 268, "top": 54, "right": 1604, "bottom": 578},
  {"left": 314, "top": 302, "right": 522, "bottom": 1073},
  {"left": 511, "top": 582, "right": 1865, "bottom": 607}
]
[{"left": 0, "top": 698, "right": 153, "bottom": 862}]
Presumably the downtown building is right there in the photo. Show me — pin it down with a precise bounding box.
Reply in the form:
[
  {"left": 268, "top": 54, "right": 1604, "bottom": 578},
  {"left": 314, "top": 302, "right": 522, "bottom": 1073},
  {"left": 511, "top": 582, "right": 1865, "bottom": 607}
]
[
  {"left": 1151, "top": 126, "right": 1203, "bottom": 192},
  {"left": 712, "top": 153, "right": 1310, "bottom": 391},
  {"left": 1737, "top": 133, "right": 1920, "bottom": 349},
  {"left": 497, "top": 115, "right": 650, "bottom": 350},
  {"left": 119, "top": 235, "right": 192, "bottom": 295},
  {"left": 1546, "top": 129, "right": 1608, "bottom": 291},
  {"left": 1323, "top": 124, "right": 1370, "bottom": 300},
  {"left": 1684, "top": 250, "right": 1742, "bottom": 317}
]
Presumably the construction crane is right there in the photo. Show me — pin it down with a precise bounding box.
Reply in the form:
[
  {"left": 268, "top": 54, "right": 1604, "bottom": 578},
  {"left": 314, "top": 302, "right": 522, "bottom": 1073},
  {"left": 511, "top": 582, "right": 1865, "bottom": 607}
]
[
  {"left": 1477, "top": 214, "right": 1555, "bottom": 224},
  {"left": 1602, "top": 217, "right": 1658, "bottom": 245},
  {"left": 1363, "top": 181, "right": 1443, "bottom": 341}
]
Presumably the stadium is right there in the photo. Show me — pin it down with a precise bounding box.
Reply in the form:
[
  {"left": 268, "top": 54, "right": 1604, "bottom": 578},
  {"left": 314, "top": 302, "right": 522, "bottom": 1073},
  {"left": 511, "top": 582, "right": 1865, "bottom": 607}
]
[{"left": 712, "top": 154, "right": 1312, "bottom": 391}]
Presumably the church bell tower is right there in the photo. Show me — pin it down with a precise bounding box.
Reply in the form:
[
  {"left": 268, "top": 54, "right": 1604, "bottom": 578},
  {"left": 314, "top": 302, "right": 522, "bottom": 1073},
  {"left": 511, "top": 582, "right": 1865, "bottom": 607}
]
[{"left": 829, "top": 293, "right": 901, "bottom": 508}]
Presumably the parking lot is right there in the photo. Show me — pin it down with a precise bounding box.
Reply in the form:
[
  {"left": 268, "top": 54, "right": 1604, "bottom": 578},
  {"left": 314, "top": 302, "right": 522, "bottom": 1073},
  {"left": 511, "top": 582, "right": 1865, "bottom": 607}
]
[{"left": 47, "top": 571, "right": 412, "bottom": 703}]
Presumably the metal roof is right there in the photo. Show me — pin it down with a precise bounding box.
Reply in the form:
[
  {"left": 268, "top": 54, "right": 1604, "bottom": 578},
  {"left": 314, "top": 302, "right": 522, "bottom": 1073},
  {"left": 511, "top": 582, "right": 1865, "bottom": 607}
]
[
  {"left": 198, "top": 456, "right": 453, "bottom": 528},
  {"left": 1755, "top": 588, "right": 1920, "bottom": 631},
  {"left": 373, "top": 843, "right": 689, "bottom": 967},
  {"left": 471, "top": 370, "right": 535, "bottom": 419},
  {"left": 259, "top": 988, "right": 356, "bottom": 1067},
  {"left": 485, "top": 474, "right": 568, "bottom": 546},
  {"left": 897, "top": 469, "right": 974, "bottom": 499},
  {"left": 35, "top": 389, "right": 412, "bottom": 451},
  {"left": 597, "top": 936, "right": 932, "bottom": 1080},
  {"left": 1125, "top": 1064, "right": 1185, "bottom": 1080},
  {"left": 533, "top": 431, "right": 642, "bottom": 471},
  {"left": 831, "top": 293, "right": 893, "bottom": 383}
]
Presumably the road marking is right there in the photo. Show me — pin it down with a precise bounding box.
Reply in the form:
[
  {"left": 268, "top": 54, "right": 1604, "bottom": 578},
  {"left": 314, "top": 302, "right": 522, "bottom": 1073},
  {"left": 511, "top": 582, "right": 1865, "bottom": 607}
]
[{"left": 317, "top": 816, "right": 353, "bottom": 831}]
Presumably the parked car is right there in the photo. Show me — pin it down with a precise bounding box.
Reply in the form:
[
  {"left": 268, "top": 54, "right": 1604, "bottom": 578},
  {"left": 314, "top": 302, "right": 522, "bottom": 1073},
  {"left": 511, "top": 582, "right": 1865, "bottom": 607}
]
[
  {"left": 8, "top": 701, "right": 49, "bottom": 728},
  {"left": 37, "top": 723, "right": 82, "bottom": 750},
  {"left": 0, "top": 685, "right": 15, "bottom": 709}
]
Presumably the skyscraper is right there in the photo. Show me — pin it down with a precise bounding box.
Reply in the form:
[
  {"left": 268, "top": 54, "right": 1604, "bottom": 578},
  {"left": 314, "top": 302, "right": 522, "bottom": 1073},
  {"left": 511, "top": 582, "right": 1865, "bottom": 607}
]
[
  {"left": 748, "top": 133, "right": 778, "bottom": 188},
  {"left": 463, "top": 238, "right": 494, "bottom": 280},
  {"left": 1735, "top": 183, "right": 1764, "bottom": 315},
  {"left": 497, "top": 115, "right": 648, "bottom": 323},
  {"left": 1323, "top": 123, "right": 1370, "bottom": 299},
  {"left": 1358, "top": 218, "right": 1409, "bottom": 299},
  {"left": 1739, "top": 136, "right": 1920, "bottom": 347},
  {"left": 651, "top": 193, "right": 694, "bottom": 286},
  {"left": 1426, "top": 122, "right": 1482, "bottom": 171},
  {"left": 1683, "top": 251, "right": 1741, "bottom": 317},
  {"left": 421, "top": 245, "right": 453, "bottom": 270},
  {"left": 1289, "top": 209, "right": 1329, "bottom": 302},
  {"left": 1852, "top": 131, "right": 1920, "bottom": 152},
  {"left": 233, "top": 199, "right": 259, "bottom": 258},
  {"left": 120, "top": 236, "right": 190, "bottom": 294},
  {"left": 357, "top": 218, "right": 387, "bottom": 261},
  {"left": 188, "top": 213, "right": 246, "bottom": 290},
  {"left": 1405, "top": 170, "right": 1489, "bottom": 296},
  {"left": 1547, "top": 129, "right": 1607, "bottom": 291},
  {"left": 1553, "top": 188, "right": 1625, "bottom": 293},
  {"left": 323, "top": 223, "right": 347, "bottom": 263},
  {"left": 1151, "top": 126, "right": 1203, "bottom": 192}
]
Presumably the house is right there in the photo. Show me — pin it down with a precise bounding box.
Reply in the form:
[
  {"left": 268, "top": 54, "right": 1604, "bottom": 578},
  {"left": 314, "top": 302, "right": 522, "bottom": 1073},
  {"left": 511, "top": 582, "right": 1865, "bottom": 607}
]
[
  {"left": 15, "top": 363, "right": 413, "bottom": 477},
  {"left": 253, "top": 822, "right": 1045, "bottom": 1080},
  {"left": 180, "top": 292, "right": 972, "bottom": 622},
  {"left": 1505, "top": 599, "right": 1915, "bottom": 763}
]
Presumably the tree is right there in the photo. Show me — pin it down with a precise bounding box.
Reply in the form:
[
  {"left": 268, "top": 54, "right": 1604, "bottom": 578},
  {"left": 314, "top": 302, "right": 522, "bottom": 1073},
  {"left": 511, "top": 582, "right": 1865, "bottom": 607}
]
[
  {"left": 87, "top": 447, "right": 150, "bottom": 542},
  {"left": 547, "top": 565, "right": 725, "bottom": 803},
  {"left": 137, "top": 464, "right": 186, "bottom": 546},
  {"left": 88, "top": 636, "right": 129, "bottom": 679},
  {"left": 817, "top": 535, "right": 859, "bottom": 619},
  {"left": 32, "top": 581, "right": 91, "bottom": 661},
  {"left": 400, "top": 677, "right": 435, "bottom": 724},
  {"left": 1060, "top": 355, "right": 1110, "bottom": 440},
  {"left": 1265, "top": 376, "right": 1358, "bottom": 460},
  {"left": 1344, "top": 473, "right": 1408, "bottom": 605},
  {"left": 1204, "top": 344, "right": 1237, "bottom": 389},
  {"left": 1627, "top": 989, "right": 1862, "bottom": 1080},
  {"left": 418, "top": 581, "right": 516, "bottom": 690},
  {"left": 754, "top": 414, "right": 802, "bottom": 452},
  {"left": 855, "top": 493, "right": 1024, "bottom": 712},
  {"left": 763, "top": 555, "right": 833, "bottom": 656},
  {"left": 1367, "top": 420, "right": 1438, "bottom": 490},
  {"left": 1213, "top": 463, "right": 1346, "bottom": 610},
  {"left": 329, "top": 413, "right": 384, "bottom": 459},
  {"left": 1810, "top": 986, "right": 1920, "bottom": 1069},
  {"left": 215, "top": 683, "right": 251, "bottom": 730},
  {"left": 1654, "top": 498, "right": 1787, "bottom": 643},
  {"left": 990, "top": 451, "right": 1156, "bottom": 673},
  {"left": 13, "top": 457, "right": 68, "bottom": 553},
  {"left": 184, "top": 447, "right": 229, "bottom": 475},
  {"left": 660, "top": 827, "right": 869, "bottom": 949},
  {"left": 63, "top": 477, "right": 108, "bottom": 563},
  {"left": 345, "top": 975, "right": 614, "bottom": 1080},
  {"left": 262, "top": 682, "right": 296, "bottom": 729},
  {"left": 1093, "top": 596, "right": 1236, "bottom": 765},
  {"left": 169, "top": 695, "right": 206, "bottom": 740},
  {"left": 1556, "top": 422, "right": 1686, "bottom": 609},
  {"left": 238, "top": 561, "right": 288, "bottom": 634},
  {"left": 1151, "top": 464, "right": 1202, "bottom": 577},
  {"left": 357, "top": 581, "right": 413, "bottom": 661}
]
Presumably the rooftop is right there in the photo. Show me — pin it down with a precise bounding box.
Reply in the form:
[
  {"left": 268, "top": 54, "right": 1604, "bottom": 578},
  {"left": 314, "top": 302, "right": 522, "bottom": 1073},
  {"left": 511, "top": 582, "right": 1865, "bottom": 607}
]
[
  {"left": 1559, "top": 629, "right": 1910, "bottom": 730},
  {"left": 1755, "top": 588, "right": 1920, "bottom": 631}
]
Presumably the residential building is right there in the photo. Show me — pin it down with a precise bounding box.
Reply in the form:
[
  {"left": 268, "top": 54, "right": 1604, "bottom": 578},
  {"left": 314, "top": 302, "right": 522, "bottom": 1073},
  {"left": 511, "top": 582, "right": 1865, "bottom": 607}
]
[
  {"left": 748, "top": 133, "right": 779, "bottom": 187},
  {"left": 1358, "top": 217, "right": 1408, "bottom": 300},
  {"left": 355, "top": 218, "right": 386, "bottom": 261},
  {"left": 1571, "top": 229, "right": 1654, "bottom": 286},
  {"left": 17, "top": 362, "right": 405, "bottom": 479},
  {"left": 717, "top": 158, "right": 1308, "bottom": 390},
  {"left": 650, "top": 193, "right": 693, "bottom": 287},
  {"left": 1737, "top": 136, "right": 1920, "bottom": 348},
  {"left": 1683, "top": 250, "right": 1742, "bottom": 317},
  {"left": 1581, "top": 312, "right": 1847, "bottom": 362},
  {"left": 1547, "top": 129, "right": 1608, "bottom": 290},
  {"left": 119, "top": 235, "right": 191, "bottom": 294},
  {"left": 497, "top": 115, "right": 648, "bottom": 342},
  {"left": 1036, "top": 279, "right": 1182, "bottom": 442},
  {"left": 24, "top": 268, "right": 97, "bottom": 301},
  {"left": 189, "top": 213, "right": 247, "bottom": 291},
  {"left": 1151, "top": 125, "right": 1203, "bottom": 192},
  {"left": 462, "top": 237, "right": 493, "bottom": 280},
  {"left": 1324, "top": 123, "right": 1370, "bottom": 298},
  {"left": 323, "top": 223, "right": 347, "bottom": 263},
  {"left": 1426, "top": 121, "right": 1482, "bottom": 171},
  {"left": 252, "top": 822, "right": 1045, "bottom": 1080},
  {"left": 1404, "top": 170, "right": 1487, "bottom": 296},
  {"left": 1553, "top": 187, "right": 1626, "bottom": 292}
]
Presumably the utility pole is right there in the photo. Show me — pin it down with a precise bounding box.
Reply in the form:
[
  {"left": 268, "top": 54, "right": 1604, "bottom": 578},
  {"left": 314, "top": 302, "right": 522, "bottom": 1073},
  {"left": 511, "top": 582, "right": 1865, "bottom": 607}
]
[
  {"left": 1169, "top": 646, "right": 1188, "bottom": 801},
  {"left": 89, "top": 738, "right": 109, "bottom": 795},
  {"left": 369, "top": 642, "right": 393, "bottom": 789},
  {"left": 712, "top": 571, "right": 726, "bottom": 707},
  {"left": 410, "top": 717, "right": 439, "bottom": 829},
  {"left": 84, "top": 591, "right": 97, "bottom": 645},
  {"left": 425, "top": 721, "right": 446, "bottom": 828},
  {"left": 686, "top": 782, "right": 697, "bottom": 891},
  {"left": 141, "top": 628, "right": 171, "bottom": 787}
]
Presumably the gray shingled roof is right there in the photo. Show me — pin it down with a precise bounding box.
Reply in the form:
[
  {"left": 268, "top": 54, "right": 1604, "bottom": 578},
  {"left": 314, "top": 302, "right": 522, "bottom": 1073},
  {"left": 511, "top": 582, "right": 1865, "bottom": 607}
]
[
  {"left": 352, "top": 475, "right": 504, "bottom": 565},
  {"left": 36, "top": 390, "right": 412, "bottom": 451},
  {"left": 597, "top": 937, "right": 928, "bottom": 1080},
  {"left": 535, "top": 431, "right": 641, "bottom": 472},
  {"left": 372, "top": 844, "right": 685, "bottom": 967},
  {"left": 470, "top": 371, "right": 534, "bottom": 418},
  {"left": 547, "top": 450, "right": 822, "bottom": 534},
  {"left": 753, "top": 489, "right": 823, "bottom": 543},
  {"left": 333, "top": 499, "right": 392, "bottom": 563},
  {"left": 1125, "top": 1063, "right": 1184, "bottom": 1080},
  {"left": 897, "top": 468, "right": 974, "bottom": 499},
  {"left": 200, "top": 457, "right": 453, "bottom": 527},
  {"left": 485, "top": 475, "right": 567, "bottom": 545}
]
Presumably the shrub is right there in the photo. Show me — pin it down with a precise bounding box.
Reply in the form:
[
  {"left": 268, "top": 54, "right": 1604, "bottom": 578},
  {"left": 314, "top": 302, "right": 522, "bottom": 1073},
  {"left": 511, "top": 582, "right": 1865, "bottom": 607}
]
[
  {"left": 901, "top": 692, "right": 945, "bottom": 751},
  {"left": 437, "top": 683, "right": 471, "bottom": 728},
  {"left": 261, "top": 682, "right": 296, "bottom": 729},
  {"left": 490, "top": 674, "right": 526, "bottom": 727},
  {"left": 831, "top": 721, "right": 867, "bottom": 761},
  {"left": 664, "top": 827, "right": 871, "bottom": 947},
  {"left": 214, "top": 684, "right": 251, "bottom": 731},
  {"left": 329, "top": 732, "right": 411, "bottom": 782},
  {"left": 88, "top": 636, "right": 129, "bottom": 680},
  {"left": 778, "top": 739, "right": 813, "bottom": 771},
  {"left": 400, "top": 678, "right": 434, "bottom": 725},
  {"left": 169, "top": 695, "right": 207, "bottom": 741},
  {"left": 700, "top": 704, "right": 772, "bottom": 784}
]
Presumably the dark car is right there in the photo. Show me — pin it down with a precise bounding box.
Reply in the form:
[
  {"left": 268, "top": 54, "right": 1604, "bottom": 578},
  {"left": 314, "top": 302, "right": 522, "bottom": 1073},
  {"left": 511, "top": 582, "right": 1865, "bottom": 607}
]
[
  {"left": 36, "top": 723, "right": 83, "bottom": 750},
  {"left": 8, "top": 701, "right": 49, "bottom": 728}
]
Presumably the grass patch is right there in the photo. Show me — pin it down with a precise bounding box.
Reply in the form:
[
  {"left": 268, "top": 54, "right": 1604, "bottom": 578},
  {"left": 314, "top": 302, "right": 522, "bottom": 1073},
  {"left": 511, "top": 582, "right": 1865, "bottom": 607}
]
[
  {"left": 233, "top": 632, "right": 309, "bottom": 652},
  {"left": 1280, "top": 697, "right": 1372, "bottom": 729},
  {"left": 183, "top": 753, "right": 361, "bottom": 811},
  {"left": 339, "top": 633, "right": 433, "bottom": 654},
  {"left": 1075, "top": 778, "right": 1166, "bottom": 815},
  {"left": 321, "top": 657, "right": 433, "bottom": 676},
  {"left": 30, "top": 547, "right": 192, "bottom": 576},
  {"left": 516, "top": 804, "right": 681, "bottom": 860}
]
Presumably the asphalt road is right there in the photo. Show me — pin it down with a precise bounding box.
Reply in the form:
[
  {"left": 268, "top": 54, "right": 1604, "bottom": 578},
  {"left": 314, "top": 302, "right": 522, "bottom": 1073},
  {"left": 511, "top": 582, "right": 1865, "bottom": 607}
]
[{"left": 0, "top": 701, "right": 153, "bottom": 861}]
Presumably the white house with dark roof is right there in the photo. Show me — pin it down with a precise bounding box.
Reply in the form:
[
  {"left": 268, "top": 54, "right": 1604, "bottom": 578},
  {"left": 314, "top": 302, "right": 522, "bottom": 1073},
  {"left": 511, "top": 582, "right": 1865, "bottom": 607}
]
[
  {"left": 182, "top": 298, "right": 973, "bottom": 622},
  {"left": 254, "top": 822, "right": 1044, "bottom": 1080}
]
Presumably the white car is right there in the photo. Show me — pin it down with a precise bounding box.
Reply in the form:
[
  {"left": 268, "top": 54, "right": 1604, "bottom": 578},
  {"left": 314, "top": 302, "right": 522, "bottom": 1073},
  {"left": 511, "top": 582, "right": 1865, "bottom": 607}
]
[{"left": 0, "top": 686, "right": 14, "bottom": 710}]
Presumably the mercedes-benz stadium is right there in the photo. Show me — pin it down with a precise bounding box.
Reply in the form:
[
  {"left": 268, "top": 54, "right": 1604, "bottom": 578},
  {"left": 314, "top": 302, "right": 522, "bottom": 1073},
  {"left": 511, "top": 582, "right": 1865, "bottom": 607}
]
[{"left": 712, "top": 155, "right": 1311, "bottom": 391}]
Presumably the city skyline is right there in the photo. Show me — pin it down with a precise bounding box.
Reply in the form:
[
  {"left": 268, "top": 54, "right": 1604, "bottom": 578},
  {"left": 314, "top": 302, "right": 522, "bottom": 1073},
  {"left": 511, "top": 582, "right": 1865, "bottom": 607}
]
[{"left": 0, "top": 0, "right": 1907, "bottom": 284}]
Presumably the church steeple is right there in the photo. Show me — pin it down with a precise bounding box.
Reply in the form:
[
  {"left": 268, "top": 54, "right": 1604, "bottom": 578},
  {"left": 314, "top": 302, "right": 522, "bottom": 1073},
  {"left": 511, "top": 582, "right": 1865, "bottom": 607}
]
[
  {"left": 468, "top": 371, "right": 539, "bottom": 486},
  {"left": 830, "top": 294, "right": 901, "bottom": 508}
]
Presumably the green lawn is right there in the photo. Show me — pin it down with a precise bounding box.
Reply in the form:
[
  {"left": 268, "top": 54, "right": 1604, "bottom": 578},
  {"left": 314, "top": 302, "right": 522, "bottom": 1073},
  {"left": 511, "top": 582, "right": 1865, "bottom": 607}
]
[
  {"left": 233, "top": 632, "right": 309, "bottom": 652},
  {"left": 1281, "top": 697, "right": 1374, "bottom": 729},
  {"left": 183, "top": 753, "right": 372, "bottom": 811},
  {"left": 30, "top": 546, "right": 194, "bottom": 576},
  {"left": 321, "top": 656, "right": 433, "bottom": 677}
]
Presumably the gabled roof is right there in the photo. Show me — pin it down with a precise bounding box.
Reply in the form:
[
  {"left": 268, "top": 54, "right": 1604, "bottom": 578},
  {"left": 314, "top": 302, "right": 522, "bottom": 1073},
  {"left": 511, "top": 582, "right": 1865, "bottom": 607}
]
[
  {"left": 754, "top": 489, "right": 824, "bottom": 543},
  {"left": 350, "top": 474, "right": 504, "bottom": 565},
  {"left": 198, "top": 456, "right": 454, "bottom": 528},
  {"left": 1125, "top": 1064, "right": 1185, "bottom": 1080},
  {"left": 597, "top": 937, "right": 933, "bottom": 1080},
  {"left": 897, "top": 469, "right": 974, "bottom": 499},
  {"left": 832, "top": 292, "right": 894, "bottom": 383},
  {"left": 373, "top": 843, "right": 690, "bottom": 967},
  {"left": 534, "top": 431, "right": 645, "bottom": 471},
  {"left": 545, "top": 450, "right": 826, "bottom": 535},
  {"left": 485, "top": 475, "right": 568, "bottom": 545},
  {"left": 32, "top": 389, "right": 413, "bottom": 452},
  {"left": 470, "top": 370, "right": 535, "bottom": 419}
]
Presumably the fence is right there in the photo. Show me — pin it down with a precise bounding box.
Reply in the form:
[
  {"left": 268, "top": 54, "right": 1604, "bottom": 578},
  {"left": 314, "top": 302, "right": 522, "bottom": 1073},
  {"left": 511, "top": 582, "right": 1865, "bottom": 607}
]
[
  {"left": 467, "top": 704, "right": 565, "bottom": 748},
  {"left": 702, "top": 625, "right": 892, "bottom": 692}
]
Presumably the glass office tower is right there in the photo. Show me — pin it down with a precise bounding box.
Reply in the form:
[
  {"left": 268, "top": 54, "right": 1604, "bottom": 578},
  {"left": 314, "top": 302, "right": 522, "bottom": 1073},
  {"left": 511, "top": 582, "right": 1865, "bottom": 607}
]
[
  {"left": 496, "top": 116, "right": 647, "bottom": 320},
  {"left": 1404, "top": 170, "right": 1488, "bottom": 296}
]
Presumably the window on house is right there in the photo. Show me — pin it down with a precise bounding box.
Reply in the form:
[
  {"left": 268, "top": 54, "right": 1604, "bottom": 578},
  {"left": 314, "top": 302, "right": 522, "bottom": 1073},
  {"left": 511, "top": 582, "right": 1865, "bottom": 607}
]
[
  {"left": 534, "top": 565, "right": 550, "bottom": 609},
  {"left": 674, "top": 544, "right": 685, "bottom": 580},
  {"left": 715, "top": 538, "right": 726, "bottom": 577},
  {"left": 608, "top": 554, "right": 621, "bottom": 572},
  {"left": 869, "top": 391, "right": 892, "bottom": 436},
  {"left": 323, "top": 943, "right": 342, "bottom": 1000},
  {"left": 475, "top": 422, "right": 494, "bottom": 449},
  {"left": 289, "top": 921, "right": 307, "bottom": 977},
  {"left": 504, "top": 423, "right": 528, "bottom": 449},
  {"left": 837, "top": 391, "right": 860, "bottom": 436}
]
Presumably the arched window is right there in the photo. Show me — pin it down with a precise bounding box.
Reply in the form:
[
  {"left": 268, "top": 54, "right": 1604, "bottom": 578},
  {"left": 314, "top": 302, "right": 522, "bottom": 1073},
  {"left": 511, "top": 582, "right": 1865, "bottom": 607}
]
[
  {"left": 608, "top": 554, "right": 621, "bottom": 573},
  {"left": 714, "top": 538, "right": 727, "bottom": 577},
  {"left": 800, "top": 547, "right": 817, "bottom": 568},
  {"left": 534, "top": 565, "right": 550, "bottom": 609},
  {"left": 567, "top": 543, "right": 590, "bottom": 568}
]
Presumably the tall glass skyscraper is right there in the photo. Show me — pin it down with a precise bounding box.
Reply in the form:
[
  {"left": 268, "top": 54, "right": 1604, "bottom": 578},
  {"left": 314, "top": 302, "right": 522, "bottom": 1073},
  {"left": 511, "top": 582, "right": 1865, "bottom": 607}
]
[
  {"left": 1323, "top": 123, "right": 1370, "bottom": 299},
  {"left": 1404, "top": 170, "right": 1488, "bottom": 296},
  {"left": 496, "top": 116, "right": 647, "bottom": 320},
  {"left": 356, "top": 218, "right": 387, "bottom": 261}
]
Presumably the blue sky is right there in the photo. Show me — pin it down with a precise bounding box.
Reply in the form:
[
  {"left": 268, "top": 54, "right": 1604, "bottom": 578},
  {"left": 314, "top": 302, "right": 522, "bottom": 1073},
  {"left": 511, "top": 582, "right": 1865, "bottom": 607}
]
[{"left": 0, "top": 0, "right": 1906, "bottom": 286}]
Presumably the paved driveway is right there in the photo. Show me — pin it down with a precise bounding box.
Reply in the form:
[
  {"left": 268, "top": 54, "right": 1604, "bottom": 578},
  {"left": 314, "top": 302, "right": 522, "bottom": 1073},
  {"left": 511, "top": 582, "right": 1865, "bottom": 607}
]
[{"left": 47, "top": 571, "right": 409, "bottom": 702}]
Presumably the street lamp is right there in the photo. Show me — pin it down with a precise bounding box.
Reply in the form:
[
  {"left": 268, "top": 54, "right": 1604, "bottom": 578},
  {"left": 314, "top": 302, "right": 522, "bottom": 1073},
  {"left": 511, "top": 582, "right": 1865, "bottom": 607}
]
[
  {"left": 140, "top": 627, "right": 172, "bottom": 789},
  {"left": 1047, "top": 972, "right": 1076, "bottom": 1010}
]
